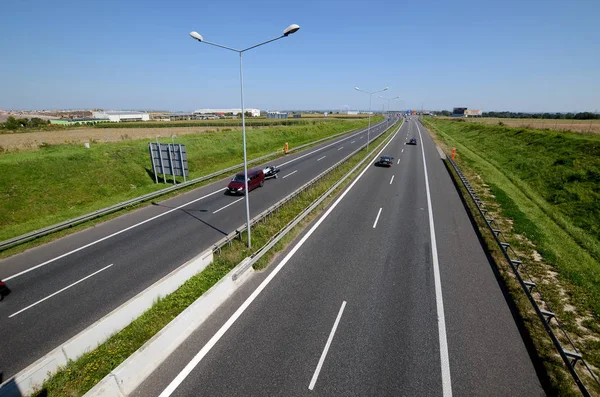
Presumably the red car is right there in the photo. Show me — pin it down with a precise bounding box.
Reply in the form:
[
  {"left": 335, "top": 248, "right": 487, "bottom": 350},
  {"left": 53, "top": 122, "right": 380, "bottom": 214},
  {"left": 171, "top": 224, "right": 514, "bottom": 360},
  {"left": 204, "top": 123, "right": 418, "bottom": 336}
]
[
  {"left": 0, "top": 280, "right": 9, "bottom": 301},
  {"left": 226, "top": 168, "right": 265, "bottom": 195}
]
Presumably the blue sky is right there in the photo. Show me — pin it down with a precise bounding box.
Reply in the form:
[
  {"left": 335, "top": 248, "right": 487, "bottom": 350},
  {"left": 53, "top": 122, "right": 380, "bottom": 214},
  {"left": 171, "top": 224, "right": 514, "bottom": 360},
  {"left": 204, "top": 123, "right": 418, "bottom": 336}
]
[{"left": 1, "top": 0, "right": 598, "bottom": 112}]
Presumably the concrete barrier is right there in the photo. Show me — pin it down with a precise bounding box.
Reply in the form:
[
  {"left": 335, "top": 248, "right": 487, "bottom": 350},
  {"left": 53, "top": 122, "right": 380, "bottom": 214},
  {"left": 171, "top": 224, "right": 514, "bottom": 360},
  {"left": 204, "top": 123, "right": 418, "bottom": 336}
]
[
  {"left": 0, "top": 249, "right": 214, "bottom": 397},
  {"left": 85, "top": 258, "right": 255, "bottom": 397}
]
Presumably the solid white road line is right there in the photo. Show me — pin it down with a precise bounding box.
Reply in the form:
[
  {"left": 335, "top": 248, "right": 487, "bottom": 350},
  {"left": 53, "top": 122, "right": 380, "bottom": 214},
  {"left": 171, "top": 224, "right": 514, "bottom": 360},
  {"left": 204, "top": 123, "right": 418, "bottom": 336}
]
[
  {"left": 4, "top": 189, "right": 224, "bottom": 282},
  {"left": 282, "top": 170, "right": 298, "bottom": 179},
  {"left": 372, "top": 208, "right": 383, "bottom": 229},
  {"left": 416, "top": 123, "right": 453, "bottom": 397},
  {"left": 317, "top": 156, "right": 327, "bottom": 162},
  {"left": 9, "top": 264, "right": 114, "bottom": 318},
  {"left": 213, "top": 197, "right": 245, "bottom": 214},
  {"left": 308, "top": 301, "right": 347, "bottom": 391},
  {"left": 389, "top": 175, "right": 395, "bottom": 185},
  {"left": 157, "top": 123, "right": 403, "bottom": 397},
  {"left": 338, "top": 147, "right": 344, "bottom": 151}
]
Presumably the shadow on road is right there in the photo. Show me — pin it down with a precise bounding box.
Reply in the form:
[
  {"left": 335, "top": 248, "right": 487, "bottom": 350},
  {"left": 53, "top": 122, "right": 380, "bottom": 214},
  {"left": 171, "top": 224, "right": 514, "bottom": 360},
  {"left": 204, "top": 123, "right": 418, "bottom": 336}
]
[{"left": 150, "top": 202, "right": 228, "bottom": 236}]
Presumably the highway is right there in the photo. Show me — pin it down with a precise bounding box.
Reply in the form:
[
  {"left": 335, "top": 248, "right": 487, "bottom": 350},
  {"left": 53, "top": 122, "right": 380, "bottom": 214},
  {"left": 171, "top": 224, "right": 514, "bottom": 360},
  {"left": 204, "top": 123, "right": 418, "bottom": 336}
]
[
  {"left": 133, "top": 119, "right": 545, "bottom": 396},
  {"left": 0, "top": 119, "right": 394, "bottom": 379}
]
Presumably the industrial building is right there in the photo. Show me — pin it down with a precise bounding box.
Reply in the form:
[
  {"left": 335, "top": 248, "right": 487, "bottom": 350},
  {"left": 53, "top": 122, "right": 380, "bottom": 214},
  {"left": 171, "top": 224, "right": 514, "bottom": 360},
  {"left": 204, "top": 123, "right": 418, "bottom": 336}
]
[
  {"left": 266, "top": 111, "right": 289, "bottom": 119},
  {"left": 92, "top": 111, "right": 150, "bottom": 122},
  {"left": 150, "top": 113, "right": 203, "bottom": 121},
  {"left": 452, "top": 108, "right": 482, "bottom": 117},
  {"left": 193, "top": 108, "right": 261, "bottom": 117}
]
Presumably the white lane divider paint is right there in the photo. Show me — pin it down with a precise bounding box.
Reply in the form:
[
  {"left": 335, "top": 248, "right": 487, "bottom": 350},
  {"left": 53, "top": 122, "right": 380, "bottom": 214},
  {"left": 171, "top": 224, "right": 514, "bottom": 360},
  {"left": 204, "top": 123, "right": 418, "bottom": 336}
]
[
  {"left": 317, "top": 156, "right": 327, "bottom": 162},
  {"left": 389, "top": 175, "right": 395, "bottom": 185},
  {"left": 351, "top": 140, "right": 355, "bottom": 144},
  {"left": 213, "top": 197, "right": 245, "bottom": 214},
  {"left": 397, "top": 159, "right": 400, "bottom": 164},
  {"left": 372, "top": 208, "right": 383, "bottom": 229},
  {"left": 4, "top": 189, "right": 224, "bottom": 282},
  {"left": 416, "top": 123, "right": 453, "bottom": 397},
  {"left": 282, "top": 170, "right": 297, "bottom": 179},
  {"left": 360, "top": 136, "right": 364, "bottom": 139},
  {"left": 338, "top": 147, "right": 344, "bottom": 151},
  {"left": 402, "top": 149, "right": 404, "bottom": 153},
  {"left": 9, "top": 264, "right": 114, "bottom": 318},
  {"left": 308, "top": 301, "right": 347, "bottom": 391},
  {"left": 157, "top": 123, "right": 403, "bottom": 397}
]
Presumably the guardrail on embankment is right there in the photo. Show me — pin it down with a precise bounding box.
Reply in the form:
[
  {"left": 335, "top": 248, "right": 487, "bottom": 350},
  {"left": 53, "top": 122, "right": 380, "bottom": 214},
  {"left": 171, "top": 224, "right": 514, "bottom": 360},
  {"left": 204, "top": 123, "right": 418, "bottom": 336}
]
[
  {"left": 445, "top": 155, "right": 600, "bottom": 396},
  {"left": 0, "top": 121, "right": 386, "bottom": 252}
]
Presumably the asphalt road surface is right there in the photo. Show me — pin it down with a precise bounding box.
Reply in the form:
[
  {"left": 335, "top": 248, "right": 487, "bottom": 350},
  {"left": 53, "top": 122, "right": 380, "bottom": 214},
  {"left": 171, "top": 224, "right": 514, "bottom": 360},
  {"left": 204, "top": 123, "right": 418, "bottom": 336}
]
[
  {"left": 0, "top": 119, "right": 394, "bottom": 379},
  {"left": 134, "top": 119, "right": 545, "bottom": 396}
]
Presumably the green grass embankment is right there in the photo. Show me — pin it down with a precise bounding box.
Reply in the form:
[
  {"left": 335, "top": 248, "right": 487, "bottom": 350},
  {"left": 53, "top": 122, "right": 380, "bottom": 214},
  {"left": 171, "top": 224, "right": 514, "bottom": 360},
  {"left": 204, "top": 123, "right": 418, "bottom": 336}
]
[{"left": 0, "top": 117, "right": 380, "bottom": 244}]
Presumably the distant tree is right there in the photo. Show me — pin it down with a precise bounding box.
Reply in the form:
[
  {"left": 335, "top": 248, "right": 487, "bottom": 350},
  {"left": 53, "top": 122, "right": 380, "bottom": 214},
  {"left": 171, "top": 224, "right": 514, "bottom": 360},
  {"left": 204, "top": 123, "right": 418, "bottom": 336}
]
[
  {"left": 244, "top": 111, "right": 253, "bottom": 118},
  {"left": 5, "top": 116, "right": 20, "bottom": 130}
]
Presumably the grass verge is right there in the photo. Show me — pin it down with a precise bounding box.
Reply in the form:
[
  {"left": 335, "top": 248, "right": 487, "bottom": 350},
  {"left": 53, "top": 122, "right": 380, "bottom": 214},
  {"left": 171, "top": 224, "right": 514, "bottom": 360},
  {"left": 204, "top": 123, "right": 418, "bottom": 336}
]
[
  {"left": 0, "top": 117, "right": 381, "bottom": 248},
  {"left": 422, "top": 117, "right": 600, "bottom": 395},
  {"left": 31, "top": 121, "right": 399, "bottom": 396}
]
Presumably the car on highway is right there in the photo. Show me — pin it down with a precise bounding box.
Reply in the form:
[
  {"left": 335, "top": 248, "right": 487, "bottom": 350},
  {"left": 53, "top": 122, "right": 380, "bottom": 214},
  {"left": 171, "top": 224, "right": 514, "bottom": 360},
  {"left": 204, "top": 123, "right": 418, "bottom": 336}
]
[
  {"left": 262, "top": 165, "right": 280, "bottom": 179},
  {"left": 407, "top": 138, "right": 417, "bottom": 145},
  {"left": 226, "top": 168, "right": 265, "bottom": 195},
  {"left": 0, "top": 280, "right": 9, "bottom": 301},
  {"left": 377, "top": 155, "right": 394, "bottom": 167}
]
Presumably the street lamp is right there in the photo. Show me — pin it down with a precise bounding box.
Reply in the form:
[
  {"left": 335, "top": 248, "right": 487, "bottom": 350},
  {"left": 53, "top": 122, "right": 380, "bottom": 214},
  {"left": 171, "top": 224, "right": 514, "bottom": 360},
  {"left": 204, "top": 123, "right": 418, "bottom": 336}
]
[
  {"left": 380, "top": 95, "right": 401, "bottom": 128},
  {"left": 354, "top": 86, "right": 388, "bottom": 151},
  {"left": 190, "top": 24, "right": 300, "bottom": 249}
]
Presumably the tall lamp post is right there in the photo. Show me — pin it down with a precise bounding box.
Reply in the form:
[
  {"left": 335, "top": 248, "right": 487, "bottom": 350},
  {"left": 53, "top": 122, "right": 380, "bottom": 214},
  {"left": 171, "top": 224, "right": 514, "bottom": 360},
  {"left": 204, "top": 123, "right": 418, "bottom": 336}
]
[
  {"left": 354, "top": 86, "right": 388, "bottom": 151},
  {"left": 380, "top": 95, "right": 401, "bottom": 128},
  {"left": 190, "top": 24, "right": 300, "bottom": 248}
]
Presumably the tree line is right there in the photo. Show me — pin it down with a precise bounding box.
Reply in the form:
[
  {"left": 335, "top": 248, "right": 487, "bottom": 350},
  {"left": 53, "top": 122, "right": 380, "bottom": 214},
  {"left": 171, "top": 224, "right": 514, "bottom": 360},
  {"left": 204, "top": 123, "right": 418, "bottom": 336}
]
[
  {"left": 432, "top": 111, "right": 599, "bottom": 119},
  {"left": 1, "top": 116, "right": 51, "bottom": 132}
]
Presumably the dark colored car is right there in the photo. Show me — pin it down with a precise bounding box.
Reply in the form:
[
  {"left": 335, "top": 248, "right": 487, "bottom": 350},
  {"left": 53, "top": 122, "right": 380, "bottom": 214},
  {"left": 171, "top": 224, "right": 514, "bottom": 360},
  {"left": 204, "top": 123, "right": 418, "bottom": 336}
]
[
  {"left": 226, "top": 168, "right": 265, "bottom": 195},
  {"left": 0, "top": 280, "right": 10, "bottom": 301},
  {"left": 377, "top": 155, "right": 394, "bottom": 167},
  {"left": 408, "top": 138, "right": 417, "bottom": 145},
  {"left": 262, "top": 166, "right": 280, "bottom": 179}
]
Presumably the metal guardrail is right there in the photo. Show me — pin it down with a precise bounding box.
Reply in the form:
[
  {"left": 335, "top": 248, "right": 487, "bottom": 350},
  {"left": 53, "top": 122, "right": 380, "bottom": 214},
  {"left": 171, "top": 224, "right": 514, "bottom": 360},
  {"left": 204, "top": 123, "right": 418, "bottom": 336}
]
[
  {"left": 446, "top": 156, "right": 600, "bottom": 396},
  {"left": 210, "top": 119, "right": 400, "bottom": 263},
  {"left": 0, "top": 121, "right": 386, "bottom": 252}
]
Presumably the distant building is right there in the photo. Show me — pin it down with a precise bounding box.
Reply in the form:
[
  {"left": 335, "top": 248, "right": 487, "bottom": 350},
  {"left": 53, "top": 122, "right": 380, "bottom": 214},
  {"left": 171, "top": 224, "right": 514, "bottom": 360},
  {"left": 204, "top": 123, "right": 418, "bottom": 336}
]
[
  {"left": 92, "top": 111, "right": 150, "bottom": 122},
  {"left": 150, "top": 112, "right": 203, "bottom": 121},
  {"left": 194, "top": 108, "right": 260, "bottom": 117},
  {"left": 465, "top": 109, "right": 482, "bottom": 117},
  {"left": 452, "top": 108, "right": 467, "bottom": 117},
  {"left": 346, "top": 111, "right": 359, "bottom": 115},
  {"left": 267, "top": 111, "right": 288, "bottom": 119}
]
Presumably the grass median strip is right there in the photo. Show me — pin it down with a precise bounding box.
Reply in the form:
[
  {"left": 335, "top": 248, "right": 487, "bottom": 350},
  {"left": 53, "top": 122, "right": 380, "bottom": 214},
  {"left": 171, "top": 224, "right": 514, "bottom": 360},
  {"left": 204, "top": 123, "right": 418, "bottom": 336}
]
[
  {"left": 423, "top": 117, "right": 600, "bottom": 395},
  {"left": 31, "top": 121, "right": 398, "bottom": 397}
]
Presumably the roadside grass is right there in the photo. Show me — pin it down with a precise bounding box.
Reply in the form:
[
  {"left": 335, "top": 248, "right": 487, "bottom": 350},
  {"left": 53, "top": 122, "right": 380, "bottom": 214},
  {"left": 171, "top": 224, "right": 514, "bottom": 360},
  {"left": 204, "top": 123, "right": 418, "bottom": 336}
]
[
  {"left": 423, "top": 117, "right": 600, "bottom": 393},
  {"left": 0, "top": 117, "right": 380, "bottom": 245},
  {"left": 31, "top": 121, "right": 398, "bottom": 397},
  {"left": 443, "top": 159, "right": 582, "bottom": 396},
  {"left": 436, "top": 117, "right": 600, "bottom": 134}
]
